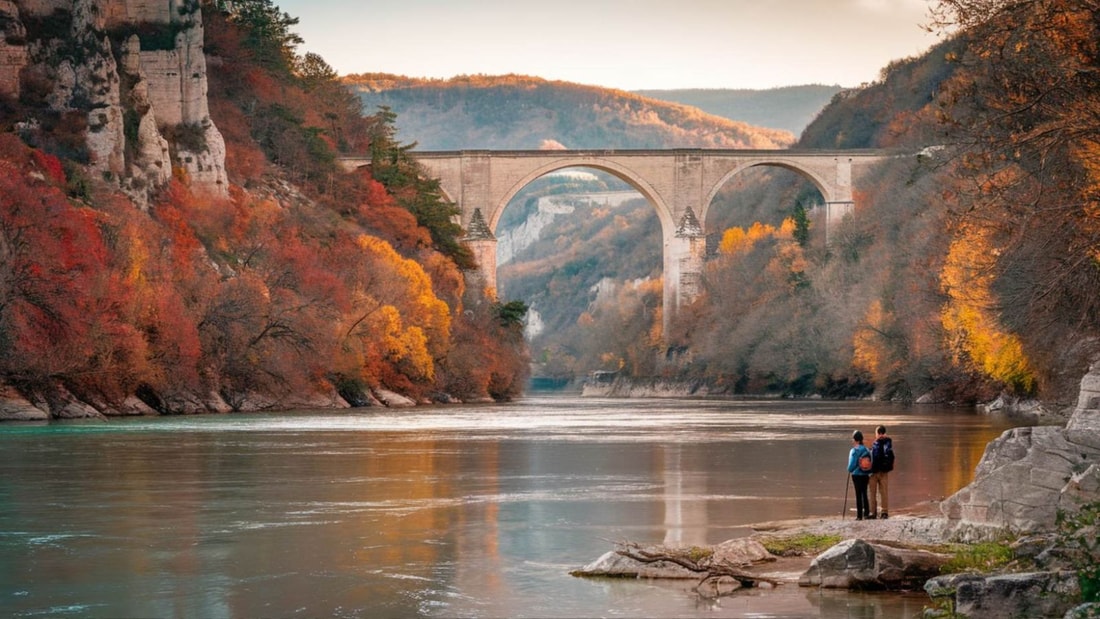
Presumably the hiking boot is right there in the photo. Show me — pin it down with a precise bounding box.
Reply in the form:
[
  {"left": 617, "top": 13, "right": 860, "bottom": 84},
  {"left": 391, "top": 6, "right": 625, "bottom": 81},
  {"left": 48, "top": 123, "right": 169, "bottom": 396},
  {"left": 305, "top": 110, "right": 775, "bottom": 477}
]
[{"left": 880, "top": 512, "right": 888, "bottom": 519}]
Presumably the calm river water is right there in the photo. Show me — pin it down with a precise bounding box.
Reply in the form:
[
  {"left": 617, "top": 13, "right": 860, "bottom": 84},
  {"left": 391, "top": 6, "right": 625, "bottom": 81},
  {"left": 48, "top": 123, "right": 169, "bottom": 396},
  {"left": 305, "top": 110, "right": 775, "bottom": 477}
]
[{"left": 0, "top": 395, "right": 1024, "bottom": 618}]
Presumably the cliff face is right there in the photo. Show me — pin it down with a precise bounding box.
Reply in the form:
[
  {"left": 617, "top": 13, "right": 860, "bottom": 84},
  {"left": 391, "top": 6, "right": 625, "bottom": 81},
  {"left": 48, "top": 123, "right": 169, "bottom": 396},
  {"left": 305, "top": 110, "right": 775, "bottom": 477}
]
[
  {"left": 2, "top": 0, "right": 226, "bottom": 204},
  {"left": 941, "top": 360, "right": 1100, "bottom": 540},
  {"left": 0, "top": 2, "right": 30, "bottom": 98}
]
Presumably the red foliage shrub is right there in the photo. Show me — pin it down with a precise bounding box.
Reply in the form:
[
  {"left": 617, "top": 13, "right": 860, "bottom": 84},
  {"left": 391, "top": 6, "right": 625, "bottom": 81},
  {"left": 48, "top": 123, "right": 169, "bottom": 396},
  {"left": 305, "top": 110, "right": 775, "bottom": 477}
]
[{"left": 30, "top": 149, "right": 65, "bottom": 185}]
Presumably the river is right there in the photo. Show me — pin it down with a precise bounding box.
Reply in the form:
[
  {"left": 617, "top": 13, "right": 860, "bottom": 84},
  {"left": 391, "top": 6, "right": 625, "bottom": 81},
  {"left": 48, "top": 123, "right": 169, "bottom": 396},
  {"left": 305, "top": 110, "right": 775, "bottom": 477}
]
[{"left": 0, "top": 395, "right": 1024, "bottom": 618}]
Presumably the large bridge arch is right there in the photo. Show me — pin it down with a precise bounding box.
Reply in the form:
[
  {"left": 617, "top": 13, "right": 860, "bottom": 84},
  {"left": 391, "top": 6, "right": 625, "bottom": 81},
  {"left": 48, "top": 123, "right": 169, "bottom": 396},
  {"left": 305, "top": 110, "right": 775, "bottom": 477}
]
[
  {"left": 338, "top": 149, "right": 889, "bottom": 338},
  {"left": 490, "top": 159, "right": 675, "bottom": 234}
]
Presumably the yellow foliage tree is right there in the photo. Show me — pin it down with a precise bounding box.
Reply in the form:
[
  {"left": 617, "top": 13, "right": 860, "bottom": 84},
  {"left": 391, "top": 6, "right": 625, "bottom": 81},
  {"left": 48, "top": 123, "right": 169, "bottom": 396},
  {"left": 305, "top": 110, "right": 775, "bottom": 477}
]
[
  {"left": 718, "top": 227, "right": 749, "bottom": 255},
  {"left": 940, "top": 223, "right": 1036, "bottom": 393},
  {"left": 718, "top": 219, "right": 797, "bottom": 256},
  {"left": 373, "top": 304, "right": 435, "bottom": 381},
  {"left": 853, "top": 300, "right": 901, "bottom": 384},
  {"left": 356, "top": 235, "right": 452, "bottom": 359}
]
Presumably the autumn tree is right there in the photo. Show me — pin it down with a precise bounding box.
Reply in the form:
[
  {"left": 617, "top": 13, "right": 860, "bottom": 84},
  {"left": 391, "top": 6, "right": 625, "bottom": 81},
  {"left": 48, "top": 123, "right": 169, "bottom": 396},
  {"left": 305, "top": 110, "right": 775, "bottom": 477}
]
[
  {"left": 940, "top": 222, "right": 1036, "bottom": 394},
  {"left": 0, "top": 136, "right": 155, "bottom": 402},
  {"left": 930, "top": 0, "right": 1100, "bottom": 394}
]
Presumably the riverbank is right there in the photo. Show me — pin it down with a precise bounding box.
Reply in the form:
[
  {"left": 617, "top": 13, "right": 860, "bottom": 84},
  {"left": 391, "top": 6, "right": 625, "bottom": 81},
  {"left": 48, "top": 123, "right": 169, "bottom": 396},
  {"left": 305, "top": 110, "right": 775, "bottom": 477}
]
[
  {"left": 575, "top": 500, "right": 949, "bottom": 583},
  {"left": 0, "top": 380, "right": 460, "bottom": 421},
  {"left": 740, "top": 503, "right": 951, "bottom": 585},
  {"left": 581, "top": 376, "right": 1075, "bottom": 426}
]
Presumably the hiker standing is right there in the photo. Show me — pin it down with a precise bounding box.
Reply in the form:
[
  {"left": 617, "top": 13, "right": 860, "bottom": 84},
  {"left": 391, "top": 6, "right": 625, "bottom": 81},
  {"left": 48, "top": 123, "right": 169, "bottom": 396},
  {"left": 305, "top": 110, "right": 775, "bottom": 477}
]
[
  {"left": 869, "top": 424, "right": 895, "bottom": 519},
  {"left": 847, "top": 430, "right": 872, "bottom": 520}
]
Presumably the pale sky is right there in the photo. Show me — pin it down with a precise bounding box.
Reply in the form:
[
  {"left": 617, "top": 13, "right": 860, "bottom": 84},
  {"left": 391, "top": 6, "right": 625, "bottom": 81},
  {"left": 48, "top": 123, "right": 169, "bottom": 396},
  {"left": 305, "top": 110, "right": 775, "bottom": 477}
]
[{"left": 275, "top": 0, "right": 944, "bottom": 91}]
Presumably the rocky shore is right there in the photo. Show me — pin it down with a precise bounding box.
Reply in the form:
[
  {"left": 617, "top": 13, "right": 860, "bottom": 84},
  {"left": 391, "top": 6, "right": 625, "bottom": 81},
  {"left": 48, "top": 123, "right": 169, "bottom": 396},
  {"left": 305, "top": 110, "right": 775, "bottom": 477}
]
[
  {"left": 0, "top": 381, "right": 432, "bottom": 421},
  {"left": 573, "top": 360, "right": 1100, "bottom": 618}
]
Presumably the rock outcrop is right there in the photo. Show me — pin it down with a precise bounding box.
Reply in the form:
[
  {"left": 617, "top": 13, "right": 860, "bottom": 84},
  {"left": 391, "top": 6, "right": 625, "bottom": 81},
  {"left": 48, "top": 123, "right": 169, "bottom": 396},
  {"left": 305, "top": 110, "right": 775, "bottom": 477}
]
[
  {"left": 0, "top": 385, "right": 48, "bottom": 421},
  {"left": 941, "top": 360, "right": 1100, "bottom": 540},
  {"left": 924, "top": 571, "right": 1081, "bottom": 619},
  {"left": 9, "top": 0, "right": 227, "bottom": 206},
  {"left": 0, "top": 0, "right": 30, "bottom": 99},
  {"left": 798, "top": 538, "right": 948, "bottom": 591}
]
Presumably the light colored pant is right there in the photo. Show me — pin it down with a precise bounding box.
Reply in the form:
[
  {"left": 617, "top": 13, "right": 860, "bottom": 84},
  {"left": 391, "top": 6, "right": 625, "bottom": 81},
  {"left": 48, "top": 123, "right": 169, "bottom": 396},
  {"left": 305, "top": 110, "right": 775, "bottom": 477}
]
[{"left": 869, "top": 471, "right": 890, "bottom": 515}]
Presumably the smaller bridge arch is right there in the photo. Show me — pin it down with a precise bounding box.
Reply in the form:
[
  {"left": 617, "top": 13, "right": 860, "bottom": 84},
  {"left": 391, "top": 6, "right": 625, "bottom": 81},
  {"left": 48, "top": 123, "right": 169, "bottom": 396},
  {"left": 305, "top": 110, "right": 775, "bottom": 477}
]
[
  {"left": 339, "top": 149, "right": 888, "bottom": 336},
  {"left": 698, "top": 157, "right": 835, "bottom": 225}
]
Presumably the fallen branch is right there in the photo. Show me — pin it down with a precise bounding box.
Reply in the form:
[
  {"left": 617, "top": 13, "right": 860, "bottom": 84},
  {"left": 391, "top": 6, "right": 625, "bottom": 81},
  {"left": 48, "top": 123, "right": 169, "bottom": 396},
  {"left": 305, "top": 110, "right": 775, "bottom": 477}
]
[{"left": 614, "top": 543, "right": 780, "bottom": 591}]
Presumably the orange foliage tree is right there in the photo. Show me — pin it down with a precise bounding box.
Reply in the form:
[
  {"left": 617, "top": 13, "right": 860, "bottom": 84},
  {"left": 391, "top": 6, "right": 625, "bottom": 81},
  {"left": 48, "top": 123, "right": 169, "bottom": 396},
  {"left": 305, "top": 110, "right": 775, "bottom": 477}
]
[
  {"left": 0, "top": 136, "right": 151, "bottom": 401},
  {"left": 931, "top": 0, "right": 1100, "bottom": 392},
  {"left": 939, "top": 222, "right": 1036, "bottom": 394}
]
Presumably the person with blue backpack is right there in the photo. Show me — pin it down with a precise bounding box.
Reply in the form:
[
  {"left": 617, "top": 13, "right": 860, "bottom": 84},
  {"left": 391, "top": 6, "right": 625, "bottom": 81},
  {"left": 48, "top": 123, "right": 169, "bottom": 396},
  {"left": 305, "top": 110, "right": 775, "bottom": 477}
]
[
  {"left": 847, "top": 430, "right": 873, "bottom": 520},
  {"left": 869, "top": 424, "right": 895, "bottom": 519}
]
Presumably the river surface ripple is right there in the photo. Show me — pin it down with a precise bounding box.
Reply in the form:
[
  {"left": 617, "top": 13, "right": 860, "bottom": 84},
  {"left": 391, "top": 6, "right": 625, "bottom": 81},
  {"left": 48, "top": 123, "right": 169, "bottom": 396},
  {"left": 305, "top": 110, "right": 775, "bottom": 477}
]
[{"left": 0, "top": 395, "right": 1025, "bottom": 618}]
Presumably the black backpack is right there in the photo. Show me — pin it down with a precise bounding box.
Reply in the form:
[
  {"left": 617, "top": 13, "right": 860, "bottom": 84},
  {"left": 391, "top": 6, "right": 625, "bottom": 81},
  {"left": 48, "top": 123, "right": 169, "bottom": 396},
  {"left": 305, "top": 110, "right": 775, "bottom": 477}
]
[{"left": 872, "top": 438, "right": 895, "bottom": 472}]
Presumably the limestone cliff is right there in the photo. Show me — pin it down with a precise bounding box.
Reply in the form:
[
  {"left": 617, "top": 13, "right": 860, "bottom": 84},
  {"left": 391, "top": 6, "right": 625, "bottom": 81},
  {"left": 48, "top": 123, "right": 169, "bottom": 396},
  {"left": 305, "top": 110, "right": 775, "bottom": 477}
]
[
  {"left": 0, "top": 2, "right": 30, "bottom": 98},
  {"left": 3, "top": 0, "right": 226, "bottom": 205},
  {"left": 941, "top": 360, "right": 1100, "bottom": 540}
]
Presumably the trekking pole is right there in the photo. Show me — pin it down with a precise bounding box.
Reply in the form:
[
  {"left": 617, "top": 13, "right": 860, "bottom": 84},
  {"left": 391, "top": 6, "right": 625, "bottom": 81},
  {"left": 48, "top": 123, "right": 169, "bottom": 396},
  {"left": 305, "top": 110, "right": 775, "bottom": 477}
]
[{"left": 842, "top": 473, "right": 850, "bottom": 520}]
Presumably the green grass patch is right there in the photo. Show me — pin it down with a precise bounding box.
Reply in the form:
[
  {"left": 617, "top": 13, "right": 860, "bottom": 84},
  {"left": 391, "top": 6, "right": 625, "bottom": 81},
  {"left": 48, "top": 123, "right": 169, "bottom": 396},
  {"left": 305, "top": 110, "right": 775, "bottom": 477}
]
[
  {"left": 683, "top": 546, "right": 714, "bottom": 563},
  {"left": 760, "top": 533, "right": 843, "bottom": 557},
  {"left": 939, "top": 541, "right": 1015, "bottom": 574}
]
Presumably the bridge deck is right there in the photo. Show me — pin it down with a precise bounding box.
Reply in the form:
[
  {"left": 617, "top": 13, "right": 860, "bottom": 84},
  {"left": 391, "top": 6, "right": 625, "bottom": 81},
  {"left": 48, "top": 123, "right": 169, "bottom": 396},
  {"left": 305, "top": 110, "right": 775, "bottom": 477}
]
[{"left": 339, "top": 148, "right": 890, "bottom": 161}]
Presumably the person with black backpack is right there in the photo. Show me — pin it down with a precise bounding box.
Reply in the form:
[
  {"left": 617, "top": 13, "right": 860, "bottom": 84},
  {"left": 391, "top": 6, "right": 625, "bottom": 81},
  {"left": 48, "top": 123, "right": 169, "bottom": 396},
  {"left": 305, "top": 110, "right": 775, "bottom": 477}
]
[
  {"left": 869, "top": 424, "right": 895, "bottom": 519},
  {"left": 847, "top": 430, "right": 873, "bottom": 520}
]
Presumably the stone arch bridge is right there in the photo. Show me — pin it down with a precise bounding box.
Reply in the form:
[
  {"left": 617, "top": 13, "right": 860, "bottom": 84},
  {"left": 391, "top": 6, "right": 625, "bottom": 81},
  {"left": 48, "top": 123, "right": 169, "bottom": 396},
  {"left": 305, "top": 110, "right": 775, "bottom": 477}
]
[{"left": 339, "top": 148, "right": 889, "bottom": 332}]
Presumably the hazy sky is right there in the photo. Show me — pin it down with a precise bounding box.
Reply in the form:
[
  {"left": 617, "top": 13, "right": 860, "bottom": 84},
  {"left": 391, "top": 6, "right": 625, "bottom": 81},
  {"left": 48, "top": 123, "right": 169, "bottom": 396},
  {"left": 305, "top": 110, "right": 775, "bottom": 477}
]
[{"left": 275, "top": 0, "right": 944, "bottom": 91}]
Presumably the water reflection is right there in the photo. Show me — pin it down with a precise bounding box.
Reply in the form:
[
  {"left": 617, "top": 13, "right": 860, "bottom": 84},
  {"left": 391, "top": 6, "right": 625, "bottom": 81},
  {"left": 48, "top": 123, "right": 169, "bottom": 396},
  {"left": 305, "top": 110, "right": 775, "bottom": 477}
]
[{"left": 0, "top": 396, "right": 1022, "bottom": 618}]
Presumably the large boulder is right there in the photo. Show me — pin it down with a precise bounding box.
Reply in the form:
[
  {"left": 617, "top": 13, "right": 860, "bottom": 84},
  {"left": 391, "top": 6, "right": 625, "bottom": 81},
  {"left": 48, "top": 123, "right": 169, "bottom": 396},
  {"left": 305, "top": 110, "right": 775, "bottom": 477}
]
[
  {"left": 942, "top": 361, "right": 1100, "bottom": 540},
  {"left": 798, "top": 538, "right": 948, "bottom": 590},
  {"left": 925, "top": 571, "right": 1081, "bottom": 619},
  {"left": 1066, "top": 361, "right": 1100, "bottom": 450}
]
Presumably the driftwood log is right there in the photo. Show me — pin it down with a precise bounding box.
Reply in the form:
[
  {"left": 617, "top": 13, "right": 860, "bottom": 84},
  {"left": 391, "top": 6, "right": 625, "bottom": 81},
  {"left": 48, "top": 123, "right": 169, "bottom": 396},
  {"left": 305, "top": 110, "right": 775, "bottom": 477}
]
[{"left": 613, "top": 542, "right": 780, "bottom": 597}]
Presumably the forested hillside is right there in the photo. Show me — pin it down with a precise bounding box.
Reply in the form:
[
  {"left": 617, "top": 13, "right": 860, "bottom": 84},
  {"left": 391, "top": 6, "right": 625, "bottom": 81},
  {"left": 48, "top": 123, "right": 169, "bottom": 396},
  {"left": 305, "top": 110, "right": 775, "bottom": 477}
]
[
  {"left": 635, "top": 85, "right": 843, "bottom": 135},
  {"left": 471, "top": 1, "right": 1100, "bottom": 406},
  {"left": 0, "top": 0, "right": 528, "bottom": 419},
  {"left": 344, "top": 74, "right": 796, "bottom": 150},
  {"left": 657, "top": 1, "right": 1100, "bottom": 404}
]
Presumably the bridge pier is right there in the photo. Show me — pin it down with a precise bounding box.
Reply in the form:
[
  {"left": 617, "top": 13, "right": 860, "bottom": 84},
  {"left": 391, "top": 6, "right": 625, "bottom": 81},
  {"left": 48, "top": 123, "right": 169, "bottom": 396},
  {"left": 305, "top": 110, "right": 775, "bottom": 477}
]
[
  {"left": 462, "top": 208, "right": 498, "bottom": 299},
  {"left": 664, "top": 207, "right": 706, "bottom": 337},
  {"left": 825, "top": 201, "right": 854, "bottom": 243}
]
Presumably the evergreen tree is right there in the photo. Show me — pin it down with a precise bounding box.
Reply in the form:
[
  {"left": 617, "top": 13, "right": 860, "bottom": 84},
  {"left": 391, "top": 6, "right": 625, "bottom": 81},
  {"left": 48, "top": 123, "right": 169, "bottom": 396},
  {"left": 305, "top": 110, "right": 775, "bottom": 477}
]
[{"left": 368, "top": 107, "right": 476, "bottom": 269}]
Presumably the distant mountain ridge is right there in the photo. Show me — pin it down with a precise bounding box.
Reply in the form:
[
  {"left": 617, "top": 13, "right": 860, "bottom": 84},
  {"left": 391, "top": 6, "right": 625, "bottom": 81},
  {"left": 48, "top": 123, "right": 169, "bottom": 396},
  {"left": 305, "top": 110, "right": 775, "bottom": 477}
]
[
  {"left": 342, "top": 73, "right": 797, "bottom": 150},
  {"left": 635, "top": 85, "right": 844, "bottom": 136}
]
